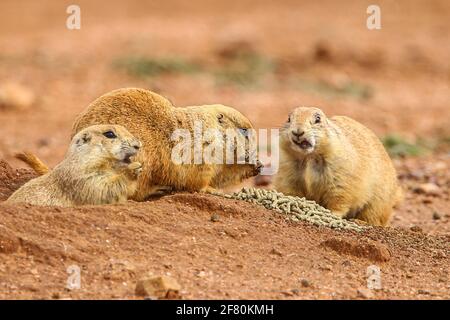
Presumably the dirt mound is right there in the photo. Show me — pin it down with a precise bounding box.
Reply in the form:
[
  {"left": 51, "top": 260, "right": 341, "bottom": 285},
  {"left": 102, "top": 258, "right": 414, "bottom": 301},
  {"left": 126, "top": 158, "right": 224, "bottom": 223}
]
[
  {"left": 0, "top": 160, "right": 36, "bottom": 201},
  {"left": 0, "top": 163, "right": 448, "bottom": 299},
  {"left": 321, "top": 238, "right": 391, "bottom": 263},
  {"left": 0, "top": 225, "right": 21, "bottom": 254}
]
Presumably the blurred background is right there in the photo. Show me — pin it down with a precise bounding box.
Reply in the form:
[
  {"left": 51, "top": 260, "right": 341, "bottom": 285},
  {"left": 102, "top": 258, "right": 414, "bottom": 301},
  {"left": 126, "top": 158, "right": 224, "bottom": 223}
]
[{"left": 0, "top": 0, "right": 449, "bottom": 167}]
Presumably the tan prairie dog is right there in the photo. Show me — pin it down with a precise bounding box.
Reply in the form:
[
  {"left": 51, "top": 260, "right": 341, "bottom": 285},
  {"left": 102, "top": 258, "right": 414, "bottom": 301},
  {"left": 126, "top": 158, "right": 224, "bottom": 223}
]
[
  {"left": 7, "top": 125, "right": 142, "bottom": 207},
  {"left": 274, "top": 107, "right": 402, "bottom": 226},
  {"left": 71, "top": 88, "right": 262, "bottom": 201}
]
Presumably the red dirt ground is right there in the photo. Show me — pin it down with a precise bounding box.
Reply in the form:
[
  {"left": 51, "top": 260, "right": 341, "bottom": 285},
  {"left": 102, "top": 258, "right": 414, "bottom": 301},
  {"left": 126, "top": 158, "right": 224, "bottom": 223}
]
[
  {"left": 0, "top": 0, "right": 449, "bottom": 299},
  {"left": 0, "top": 162, "right": 448, "bottom": 299}
]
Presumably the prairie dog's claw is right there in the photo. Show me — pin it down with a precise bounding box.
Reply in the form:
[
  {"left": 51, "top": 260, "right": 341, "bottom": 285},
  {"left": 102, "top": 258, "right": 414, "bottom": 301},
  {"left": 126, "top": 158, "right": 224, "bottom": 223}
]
[
  {"left": 128, "top": 162, "right": 142, "bottom": 170},
  {"left": 156, "top": 186, "right": 172, "bottom": 192},
  {"left": 128, "top": 162, "right": 143, "bottom": 176},
  {"left": 147, "top": 186, "right": 173, "bottom": 197},
  {"left": 201, "top": 186, "right": 221, "bottom": 195}
]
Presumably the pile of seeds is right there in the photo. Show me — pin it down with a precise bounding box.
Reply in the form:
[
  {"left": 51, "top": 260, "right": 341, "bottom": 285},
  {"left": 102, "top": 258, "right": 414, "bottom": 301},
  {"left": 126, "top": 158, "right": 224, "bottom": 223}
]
[{"left": 219, "top": 187, "right": 367, "bottom": 232}]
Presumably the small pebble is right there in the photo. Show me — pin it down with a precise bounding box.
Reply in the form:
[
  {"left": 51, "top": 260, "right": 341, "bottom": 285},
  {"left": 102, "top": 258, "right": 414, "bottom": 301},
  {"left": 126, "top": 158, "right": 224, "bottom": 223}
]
[
  {"left": 210, "top": 213, "right": 220, "bottom": 222},
  {"left": 0, "top": 82, "right": 35, "bottom": 110},
  {"left": 270, "top": 248, "right": 283, "bottom": 256},
  {"left": 417, "top": 289, "right": 430, "bottom": 295},
  {"left": 135, "top": 275, "right": 181, "bottom": 299},
  {"left": 300, "top": 279, "right": 310, "bottom": 288},
  {"left": 342, "top": 260, "right": 351, "bottom": 267},
  {"left": 291, "top": 288, "right": 300, "bottom": 295},
  {"left": 357, "top": 288, "right": 374, "bottom": 299},
  {"left": 414, "top": 183, "right": 441, "bottom": 196},
  {"left": 432, "top": 211, "right": 441, "bottom": 220}
]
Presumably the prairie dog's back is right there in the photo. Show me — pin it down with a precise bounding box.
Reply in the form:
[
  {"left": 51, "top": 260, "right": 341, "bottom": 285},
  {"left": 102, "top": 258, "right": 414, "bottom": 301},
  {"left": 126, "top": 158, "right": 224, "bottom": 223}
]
[
  {"left": 6, "top": 172, "right": 69, "bottom": 206},
  {"left": 72, "top": 88, "right": 176, "bottom": 139},
  {"left": 331, "top": 116, "right": 393, "bottom": 164}
]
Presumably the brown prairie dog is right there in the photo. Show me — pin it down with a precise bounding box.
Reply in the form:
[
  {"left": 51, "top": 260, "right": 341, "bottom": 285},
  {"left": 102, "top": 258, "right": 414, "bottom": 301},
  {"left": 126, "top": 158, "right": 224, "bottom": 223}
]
[
  {"left": 7, "top": 125, "right": 142, "bottom": 207},
  {"left": 71, "top": 88, "right": 262, "bottom": 201},
  {"left": 274, "top": 107, "right": 402, "bottom": 226}
]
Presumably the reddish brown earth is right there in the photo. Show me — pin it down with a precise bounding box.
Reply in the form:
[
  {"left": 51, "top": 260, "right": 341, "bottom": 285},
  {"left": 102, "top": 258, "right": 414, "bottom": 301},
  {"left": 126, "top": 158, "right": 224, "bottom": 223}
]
[
  {"left": 0, "top": 0, "right": 449, "bottom": 299},
  {"left": 0, "top": 158, "right": 448, "bottom": 300}
]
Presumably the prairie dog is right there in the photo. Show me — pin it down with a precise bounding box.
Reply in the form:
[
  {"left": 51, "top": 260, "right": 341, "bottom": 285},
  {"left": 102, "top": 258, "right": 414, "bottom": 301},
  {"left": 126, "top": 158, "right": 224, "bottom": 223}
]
[
  {"left": 7, "top": 125, "right": 142, "bottom": 206},
  {"left": 71, "top": 88, "right": 262, "bottom": 201},
  {"left": 274, "top": 107, "right": 402, "bottom": 226}
]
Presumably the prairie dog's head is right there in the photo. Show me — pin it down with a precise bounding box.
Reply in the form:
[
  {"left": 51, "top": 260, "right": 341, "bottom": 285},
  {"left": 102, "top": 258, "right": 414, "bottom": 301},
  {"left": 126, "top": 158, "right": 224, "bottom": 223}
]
[
  {"left": 187, "top": 104, "right": 262, "bottom": 182},
  {"left": 208, "top": 105, "right": 263, "bottom": 180},
  {"left": 188, "top": 104, "right": 258, "bottom": 160},
  {"left": 189, "top": 104, "right": 254, "bottom": 130},
  {"left": 281, "top": 107, "right": 328, "bottom": 155},
  {"left": 211, "top": 104, "right": 259, "bottom": 164},
  {"left": 208, "top": 105, "right": 253, "bottom": 131},
  {"left": 69, "top": 124, "right": 141, "bottom": 165}
]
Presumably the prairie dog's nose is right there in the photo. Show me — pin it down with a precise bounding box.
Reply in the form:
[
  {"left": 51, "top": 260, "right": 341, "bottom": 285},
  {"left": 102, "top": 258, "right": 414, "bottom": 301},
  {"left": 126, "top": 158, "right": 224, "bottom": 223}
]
[
  {"left": 131, "top": 140, "right": 141, "bottom": 151},
  {"left": 291, "top": 129, "right": 304, "bottom": 138},
  {"left": 256, "top": 160, "right": 264, "bottom": 171}
]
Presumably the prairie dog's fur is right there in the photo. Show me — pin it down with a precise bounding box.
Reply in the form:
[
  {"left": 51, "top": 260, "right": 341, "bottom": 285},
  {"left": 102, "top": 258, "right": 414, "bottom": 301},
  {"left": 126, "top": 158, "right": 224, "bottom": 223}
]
[
  {"left": 274, "top": 107, "right": 402, "bottom": 226},
  {"left": 7, "top": 125, "right": 142, "bottom": 207},
  {"left": 72, "top": 88, "right": 262, "bottom": 201}
]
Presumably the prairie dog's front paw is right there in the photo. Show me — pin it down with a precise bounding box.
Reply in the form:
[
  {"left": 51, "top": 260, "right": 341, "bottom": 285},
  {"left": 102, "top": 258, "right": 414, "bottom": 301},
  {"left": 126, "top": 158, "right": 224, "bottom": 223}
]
[
  {"left": 200, "top": 186, "right": 221, "bottom": 195},
  {"left": 128, "top": 162, "right": 142, "bottom": 176}
]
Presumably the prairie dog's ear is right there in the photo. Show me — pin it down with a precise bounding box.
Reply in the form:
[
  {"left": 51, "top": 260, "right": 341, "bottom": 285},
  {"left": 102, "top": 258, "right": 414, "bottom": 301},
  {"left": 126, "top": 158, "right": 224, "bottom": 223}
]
[
  {"left": 217, "top": 113, "right": 224, "bottom": 124},
  {"left": 287, "top": 111, "right": 293, "bottom": 123},
  {"left": 75, "top": 131, "right": 92, "bottom": 146}
]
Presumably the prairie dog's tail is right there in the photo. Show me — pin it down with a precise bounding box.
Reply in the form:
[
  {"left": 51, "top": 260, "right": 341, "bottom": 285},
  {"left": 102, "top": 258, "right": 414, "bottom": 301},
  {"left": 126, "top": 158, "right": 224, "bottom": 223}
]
[{"left": 15, "top": 152, "right": 50, "bottom": 175}]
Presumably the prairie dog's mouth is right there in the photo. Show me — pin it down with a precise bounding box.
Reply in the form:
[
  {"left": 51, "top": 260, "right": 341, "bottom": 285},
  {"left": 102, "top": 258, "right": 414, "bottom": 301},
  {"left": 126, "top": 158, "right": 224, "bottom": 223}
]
[
  {"left": 242, "top": 161, "right": 264, "bottom": 178},
  {"left": 255, "top": 160, "right": 264, "bottom": 174},
  {"left": 122, "top": 154, "right": 132, "bottom": 164},
  {"left": 290, "top": 136, "right": 315, "bottom": 152},
  {"left": 121, "top": 150, "right": 137, "bottom": 164},
  {"left": 297, "top": 140, "right": 312, "bottom": 149}
]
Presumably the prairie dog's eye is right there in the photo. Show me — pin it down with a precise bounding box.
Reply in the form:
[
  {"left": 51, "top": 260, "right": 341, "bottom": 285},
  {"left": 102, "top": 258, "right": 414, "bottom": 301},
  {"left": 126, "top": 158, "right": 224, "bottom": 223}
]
[
  {"left": 239, "top": 128, "right": 248, "bottom": 136},
  {"left": 103, "top": 131, "right": 117, "bottom": 139},
  {"left": 314, "top": 114, "right": 321, "bottom": 124},
  {"left": 287, "top": 116, "right": 291, "bottom": 123},
  {"left": 217, "top": 114, "right": 224, "bottom": 124}
]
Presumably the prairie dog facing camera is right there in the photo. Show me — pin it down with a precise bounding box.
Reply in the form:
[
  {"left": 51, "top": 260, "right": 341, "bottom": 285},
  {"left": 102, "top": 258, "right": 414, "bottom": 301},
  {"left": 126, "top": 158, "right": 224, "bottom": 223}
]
[
  {"left": 7, "top": 124, "right": 142, "bottom": 207},
  {"left": 274, "top": 107, "right": 402, "bottom": 226}
]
